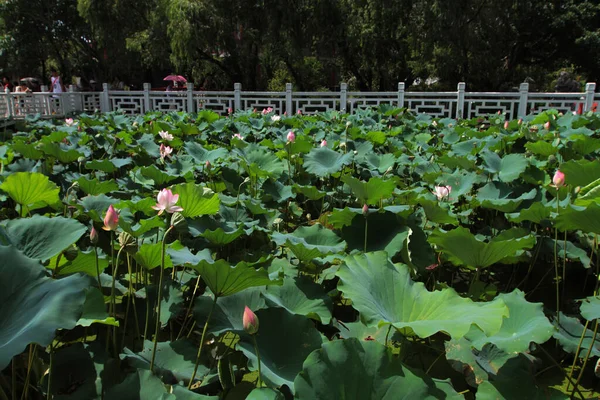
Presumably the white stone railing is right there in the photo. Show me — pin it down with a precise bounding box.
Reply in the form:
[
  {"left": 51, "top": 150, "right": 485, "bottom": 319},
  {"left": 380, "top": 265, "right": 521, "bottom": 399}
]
[{"left": 0, "top": 82, "right": 597, "bottom": 120}]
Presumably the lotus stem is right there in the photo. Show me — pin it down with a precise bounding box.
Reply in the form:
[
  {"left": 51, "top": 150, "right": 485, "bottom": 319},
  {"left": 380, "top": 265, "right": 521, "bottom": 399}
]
[
  {"left": 150, "top": 226, "right": 173, "bottom": 372},
  {"left": 108, "top": 246, "right": 123, "bottom": 356},
  {"left": 143, "top": 269, "right": 150, "bottom": 341},
  {"left": 363, "top": 215, "right": 368, "bottom": 253},
  {"left": 94, "top": 246, "right": 101, "bottom": 290},
  {"left": 46, "top": 343, "right": 53, "bottom": 400},
  {"left": 0, "top": 382, "right": 8, "bottom": 400},
  {"left": 554, "top": 197, "right": 560, "bottom": 326},
  {"left": 537, "top": 346, "right": 585, "bottom": 400},
  {"left": 384, "top": 325, "right": 392, "bottom": 347},
  {"left": 566, "top": 319, "right": 590, "bottom": 392},
  {"left": 252, "top": 334, "right": 262, "bottom": 388},
  {"left": 572, "top": 319, "right": 600, "bottom": 396},
  {"left": 20, "top": 344, "right": 34, "bottom": 400},
  {"left": 11, "top": 359, "right": 16, "bottom": 400},
  {"left": 177, "top": 275, "right": 202, "bottom": 340},
  {"left": 188, "top": 295, "right": 218, "bottom": 389}
]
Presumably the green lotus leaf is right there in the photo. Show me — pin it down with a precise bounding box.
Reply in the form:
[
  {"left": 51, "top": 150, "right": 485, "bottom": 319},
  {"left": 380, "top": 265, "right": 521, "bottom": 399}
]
[
  {"left": 77, "top": 287, "right": 119, "bottom": 327},
  {"left": 341, "top": 175, "right": 396, "bottom": 205},
  {"left": 580, "top": 296, "right": 600, "bottom": 321},
  {"left": 40, "top": 142, "right": 84, "bottom": 163},
  {"left": 121, "top": 339, "right": 209, "bottom": 383},
  {"left": 59, "top": 249, "right": 109, "bottom": 277},
  {"left": 506, "top": 202, "right": 553, "bottom": 224},
  {"left": 429, "top": 227, "right": 536, "bottom": 269},
  {"left": 445, "top": 338, "right": 516, "bottom": 387},
  {"left": 185, "top": 141, "right": 229, "bottom": 164},
  {"left": 6, "top": 215, "right": 87, "bottom": 260},
  {"left": 524, "top": 140, "right": 558, "bottom": 157},
  {"left": 247, "top": 388, "right": 285, "bottom": 400},
  {"left": 340, "top": 211, "right": 410, "bottom": 256},
  {"left": 262, "top": 179, "right": 294, "bottom": 203},
  {"left": 465, "top": 290, "right": 554, "bottom": 353},
  {"left": 135, "top": 242, "right": 174, "bottom": 270},
  {"left": 263, "top": 276, "right": 333, "bottom": 324},
  {"left": 336, "top": 252, "right": 508, "bottom": 339},
  {"left": 140, "top": 165, "right": 179, "bottom": 185},
  {"left": 476, "top": 182, "right": 537, "bottom": 212},
  {"left": 167, "top": 246, "right": 213, "bottom": 267},
  {"left": 11, "top": 140, "right": 43, "bottom": 159},
  {"left": 85, "top": 159, "right": 117, "bottom": 173},
  {"left": 172, "top": 385, "right": 219, "bottom": 399},
  {"left": 1, "top": 171, "right": 60, "bottom": 213},
  {"left": 574, "top": 177, "right": 600, "bottom": 207},
  {"left": 361, "top": 152, "right": 396, "bottom": 174},
  {"left": 480, "top": 151, "right": 528, "bottom": 182},
  {"left": 237, "top": 145, "right": 285, "bottom": 178},
  {"left": 194, "top": 287, "right": 265, "bottom": 335},
  {"left": 303, "top": 147, "right": 353, "bottom": 177},
  {"left": 237, "top": 308, "right": 323, "bottom": 392},
  {"left": 559, "top": 159, "right": 600, "bottom": 187},
  {"left": 105, "top": 370, "right": 170, "bottom": 399},
  {"left": 0, "top": 246, "right": 90, "bottom": 370},
  {"left": 293, "top": 184, "right": 327, "bottom": 200},
  {"left": 554, "top": 203, "right": 600, "bottom": 234},
  {"left": 76, "top": 176, "right": 119, "bottom": 196},
  {"left": 171, "top": 183, "right": 220, "bottom": 218},
  {"left": 553, "top": 312, "right": 600, "bottom": 357},
  {"left": 79, "top": 194, "right": 118, "bottom": 222},
  {"left": 435, "top": 170, "right": 479, "bottom": 199},
  {"left": 294, "top": 338, "right": 461, "bottom": 399},
  {"left": 420, "top": 199, "right": 459, "bottom": 225},
  {"left": 194, "top": 259, "right": 280, "bottom": 297},
  {"left": 271, "top": 224, "right": 346, "bottom": 262}
]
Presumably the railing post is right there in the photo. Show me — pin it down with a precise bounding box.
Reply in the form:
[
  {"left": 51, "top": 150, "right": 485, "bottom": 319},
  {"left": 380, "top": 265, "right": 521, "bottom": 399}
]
[
  {"left": 456, "top": 82, "right": 465, "bottom": 119},
  {"left": 584, "top": 82, "right": 597, "bottom": 112},
  {"left": 398, "top": 82, "right": 405, "bottom": 108},
  {"left": 340, "top": 83, "right": 348, "bottom": 113},
  {"left": 143, "top": 83, "right": 151, "bottom": 112},
  {"left": 234, "top": 83, "right": 242, "bottom": 111},
  {"left": 101, "top": 83, "right": 110, "bottom": 112},
  {"left": 186, "top": 82, "right": 194, "bottom": 113},
  {"left": 40, "top": 85, "right": 50, "bottom": 115},
  {"left": 285, "top": 83, "right": 293, "bottom": 115},
  {"left": 5, "top": 88, "right": 14, "bottom": 118},
  {"left": 518, "top": 82, "right": 529, "bottom": 118}
]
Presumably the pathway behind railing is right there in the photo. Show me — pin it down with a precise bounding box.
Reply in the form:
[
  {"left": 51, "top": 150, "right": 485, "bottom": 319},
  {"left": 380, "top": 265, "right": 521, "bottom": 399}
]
[{"left": 0, "top": 82, "right": 597, "bottom": 121}]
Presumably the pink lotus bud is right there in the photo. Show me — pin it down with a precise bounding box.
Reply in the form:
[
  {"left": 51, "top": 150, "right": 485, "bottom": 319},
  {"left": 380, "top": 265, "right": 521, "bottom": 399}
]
[
  {"left": 284, "top": 111, "right": 287, "bottom": 116},
  {"left": 362, "top": 204, "right": 369, "bottom": 216},
  {"left": 90, "top": 226, "right": 99, "bottom": 244},
  {"left": 102, "top": 205, "right": 119, "bottom": 231},
  {"left": 544, "top": 121, "right": 551, "bottom": 130},
  {"left": 287, "top": 131, "right": 296, "bottom": 143},
  {"left": 320, "top": 140, "right": 327, "bottom": 147},
  {"left": 553, "top": 170, "right": 565, "bottom": 188},
  {"left": 205, "top": 160, "right": 211, "bottom": 169},
  {"left": 497, "top": 110, "right": 501, "bottom": 115},
  {"left": 297, "top": 110, "right": 302, "bottom": 115},
  {"left": 228, "top": 107, "right": 233, "bottom": 115},
  {"left": 504, "top": 121, "right": 509, "bottom": 129},
  {"left": 65, "top": 118, "right": 75, "bottom": 126},
  {"left": 243, "top": 306, "right": 259, "bottom": 334},
  {"left": 518, "top": 118, "right": 523, "bottom": 125}
]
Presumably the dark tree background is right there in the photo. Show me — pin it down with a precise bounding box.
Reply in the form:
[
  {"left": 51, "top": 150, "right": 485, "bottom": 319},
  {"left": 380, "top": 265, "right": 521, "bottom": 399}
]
[{"left": 0, "top": 0, "right": 598, "bottom": 91}]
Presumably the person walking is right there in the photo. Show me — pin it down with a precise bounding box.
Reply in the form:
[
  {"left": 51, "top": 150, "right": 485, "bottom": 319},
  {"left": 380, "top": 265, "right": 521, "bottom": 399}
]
[{"left": 50, "top": 70, "right": 65, "bottom": 95}]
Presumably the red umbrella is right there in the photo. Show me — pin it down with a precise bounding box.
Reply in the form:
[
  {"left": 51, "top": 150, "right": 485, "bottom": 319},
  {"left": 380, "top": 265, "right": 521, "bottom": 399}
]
[{"left": 163, "top": 75, "right": 187, "bottom": 83}]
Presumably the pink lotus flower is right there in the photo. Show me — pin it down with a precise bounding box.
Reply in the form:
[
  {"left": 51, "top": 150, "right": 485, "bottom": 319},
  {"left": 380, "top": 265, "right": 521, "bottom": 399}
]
[
  {"left": 552, "top": 170, "right": 565, "bottom": 188},
  {"left": 243, "top": 306, "right": 259, "bottom": 334},
  {"left": 102, "top": 205, "right": 119, "bottom": 231},
  {"left": 544, "top": 121, "right": 551, "bottom": 130},
  {"left": 90, "top": 226, "right": 99, "bottom": 244},
  {"left": 228, "top": 107, "right": 233, "bottom": 115},
  {"left": 297, "top": 110, "right": 302, "bottom": 115},
  {"left": 232, "top": 133, "right": 244, "bottom": 141},
  {"left": 159, "top": 130, "right": 174, "bottom": 141},
  {"left": 261, "top": 107, "right": 273, "bottom": 115},
  {"left": 433, "top": 185, "right": 452, "bottom": 200},
  {"left": 320, "top": 140, "right": 327, "bottom": 147},
  {"left": 362, "top": 204, "right": 369, "bottom": 216},
  {"left": 504, "top": 121, "right": 509, "bottom": 129},
  {"left": 287, "top": 131, "right": 296, "bottom": 143},
  {"left": 160, "top": 144, "right": 173, "bottom": 160},
  {"left": 65, "top": 118, "right": 75, "bottom": 126},
  {"left": 205, "top": 160, "right": 211, "bottom": 169},
  {"left": 151, "top": 188, "right": 183, "bottom": 216}
]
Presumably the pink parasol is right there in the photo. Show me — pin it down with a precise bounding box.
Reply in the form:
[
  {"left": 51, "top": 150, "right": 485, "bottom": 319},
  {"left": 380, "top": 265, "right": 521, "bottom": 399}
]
[{"left": 163, "top": 75, "right": 187, "bottom": 83}]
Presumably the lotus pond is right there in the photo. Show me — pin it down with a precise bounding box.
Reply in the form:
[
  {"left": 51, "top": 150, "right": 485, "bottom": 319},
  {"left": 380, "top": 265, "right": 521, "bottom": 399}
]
[{"left": 2, "top": 108, "right": 600, "bottom": 399}]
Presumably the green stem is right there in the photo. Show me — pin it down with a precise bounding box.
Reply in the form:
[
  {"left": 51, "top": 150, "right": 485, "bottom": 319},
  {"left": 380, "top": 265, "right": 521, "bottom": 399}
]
[
  {"left": 188, "top": 295, "right": 218, "bottom": 389},
  {"left": 20, "top": 345, "right": 34, "bottom": 400},
  {"left": 363, "top": 215, "right": 368, "bottom": 253},
  {"left": 572, "top": 319, "right": 600, "bottom": 397},
  {"left": 94, "top": 246, "right": 101, "bottom": 290},
  {"left": 0, "top": 382, "right": 8, "bottom": 400},
  {"left": 11, "top": 360, "right": 15, "bottom": 400},
  {"left": 143, "top": 270, "right": 150, "bottom": 340},
  {"left": 554, "top": 197, "right": 560, "bottom": 325},
  {"left": 538, "top": 346, "right": 586, "bottom": 400},
  {"left": 177, "top": 275, "right": 202, "bottom": 340},
  {"left": 287, "top": 144, "right": 292, "bottom": 186},
  {"left": 150, "top": 226, "right": 173, "bottom": 372},
  {"left": 566, "top": 319, "right": 590, "bottom": 392},
  {"left": 252, "top": 335, "right": 262, "bottom": 388},
  {"left": 384, "top": 325, "right": 392, "bottom": 347},
  {"left": 46, "top": 343, "right": 53, "bottom": 400}
]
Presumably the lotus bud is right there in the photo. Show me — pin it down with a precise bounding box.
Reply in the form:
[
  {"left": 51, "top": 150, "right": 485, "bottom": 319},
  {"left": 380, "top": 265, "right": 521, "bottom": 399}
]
[
  {"left": 243, "top": 306, "right": 259, "bottom": 335},
  {"left": 320, "top": 139, "right": 327, "bottom": 147},
  {"left": 346, "top": 121, "right": 352, "bottom": 128},
  {"left": 287, "top": 131, "right": 296, "bottom": 143},
  {"left": 243, "top": 177, "right": 251, "bottom": 184},
  {"left": 297, "top": 110, "right": 302, "bottom": 115},
  {"left": 362, "top": 204, "right": 369, "bottom": 216},
  {"left": 306, "top": 213, "right": 311, "bottom": 220},
  {"left": 102, "top": 205, "right": 119, "bottom": 231},
  {"left": 228, "top": 107, "right": 233, "bottom": 115},
  {"left": 544, "top": 121, "right": 551, "bottom": 130},
  {"left": 90, "top": 226, "right": 99, "bottom": 244},
  {"left": 504, "top": 121, "right": 509, "bottom": 129},
  {"left": 205, "top": 160, "right": 211, "bottom": 170},
  {"left": 553, "top": 170, "right": 565, "bottom": 188},
  {"left": 575, "top": 186, "right": 581, "bottom": 194},
  {"left": 77, "top": 156, "right": 86, "bottom": 163},
  {"left": 518, "top": 118, "right": 523, "bottom": 125}
]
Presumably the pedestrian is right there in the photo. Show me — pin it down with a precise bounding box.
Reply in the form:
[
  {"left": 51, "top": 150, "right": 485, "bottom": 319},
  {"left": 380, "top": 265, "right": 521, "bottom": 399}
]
[
  {"left": 50, "top": 69, "right": 65, "bottom": 95},
  {"left": 2, "top": 77, "right": 13, "bottom": 91}
]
